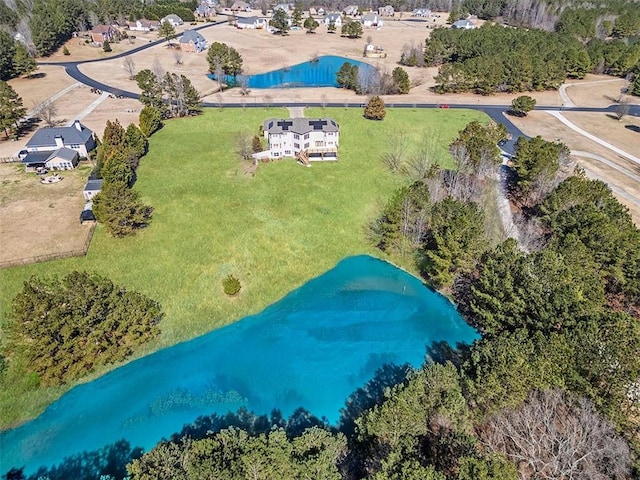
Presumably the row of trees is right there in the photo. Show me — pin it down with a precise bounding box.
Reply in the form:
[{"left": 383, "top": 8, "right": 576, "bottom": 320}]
[
  {"left": 92, "top": 119, "right": 154, "bottom": 237},
  {"left": 135, "top": 68, "right": 202, "bottom": 119},
  {"left": 419, "top": 25, "right": 639, "bottom": 94},
  {"left": 337, "top": 62, "right": 411, "bottom": 95},
  {"left": 6, "top": 271, "right": 163, "bottom": 386},
  {"left": 0, "top": 31, "right": 37, "bottom": 81}
]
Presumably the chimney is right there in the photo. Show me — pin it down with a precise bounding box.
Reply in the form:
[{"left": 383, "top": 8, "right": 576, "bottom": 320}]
[
  {"left": 74, "top": 120, "right": 82, "bottom": 132},
  {"left": 54, "top": 135, "right": 64, "bottom": 148}
]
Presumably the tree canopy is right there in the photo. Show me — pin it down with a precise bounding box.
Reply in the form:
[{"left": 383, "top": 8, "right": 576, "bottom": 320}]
[{"left": 206, "top": 42, "right": 243, "bottom": 76}]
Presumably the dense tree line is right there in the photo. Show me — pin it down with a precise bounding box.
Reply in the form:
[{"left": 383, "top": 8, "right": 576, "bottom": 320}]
[
  {"left": 135, "top": 69, "right": 202, "bottom": 118},
  {"left": 0, "top": 31, "right": 37, "bottom": 81},
  {"left": 92, "top": 119, "right": 154, "bottom": 237},
  {"left": 0, "top": 81, "right": 26, "bottom": 138},
  {"left": 337, "top": 62, "right": 411, "bottom": 95},
  {"left": 5, "top": 271, "right": 162, "bottom": 386}
]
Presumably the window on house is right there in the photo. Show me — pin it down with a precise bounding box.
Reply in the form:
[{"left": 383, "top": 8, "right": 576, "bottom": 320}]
[
  {"left": 304, "top": 134, "right": 309, "bottom": 139},
  {"left": 294, "top": 143, "right": 300, "bottom": 149},
  {"left": 294, "top": 134, "right": 300, "bottom": 140},
  {"left": 315, "top": 141, "right": 324, "bottom": 147},
  {"left": 285, "top": 150, "right": 291, "bottom": 155},
  {"left": 304, "top": 143, "right": 309, "bottom": 149},
  {"left": 70, "top": 144, "right": 80, "bottom": 149}
]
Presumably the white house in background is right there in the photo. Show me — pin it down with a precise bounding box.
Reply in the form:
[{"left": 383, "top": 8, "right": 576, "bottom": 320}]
[
  {"left": 255, "top": 118, "right": 340, "bottom": 161},
  {"left": 179, "top": 30, "right": 208, "bottom": 52},
  {"left": 412, "top": 8, "right": 431, "bottom": 16},
  {"left": 452, "top": 19, "right": 476, "bottom": 29},
  {"left": 361, "top": 13, "right": 383, "bottom": 27},
  {"left": 237, "top": 16, "right": 267, "bottom": 28},
  {"left": 309, "top": 6, "right": 325, "bottom": 15},
  {"left": 273, "top": 3, "right": 293, "bottom": 14},
  {"left": 230, "top": 0, "right": 251, "bottom": 11},
  {"left": 342, "top": 5, "right": 359, "bottom": 16},
  {"left": 378, "top": 5, "right": 394, "bottom": 16},
  {"left": 323, "top": 12, "right": 343, "bottom": 27},
  {"left": 160, "top": 14, "right": 184, "bottom": 26},
  {"left": 127, "top": 19, "right": 160, "bottom": 31},
  {"left": 26, "top": 120, "right": 95, "bottom": 157}
]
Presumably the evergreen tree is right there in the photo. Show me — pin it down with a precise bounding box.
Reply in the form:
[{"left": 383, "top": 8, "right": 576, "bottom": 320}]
[
  {"left": 512, "top": 136, "right": 566, "bottom": 194},
  {"left": 158, "top": 20, "right": 176, "bottom": 44},
  {"left": 336, "top": 62, "right": 358, "bottom": 90},
  {"left": 0, "top": 30, "right": 16, "bottom": 80},
  {"left": 103, "top": 40, "right": 112, "bottom": 52},
  {"left": 510, "top": 95, "right": 536, "bottom": 116},
  {"left": 632, "top": 75, "right": 640, "bottom": 96},
  {"left": 270, "top": 9, "right": 290, "bottom": 35},
  {"left": 0, "top": 81, "right": 26, "bottom": 137},
  {"left": 135, "top": 69, "right": 165, "bottom": 111},
  {"left": 252, "top": 135, "right": 263, "bottom": 153},
  {"left": 392, "top": 66, "right": 410, "bottom": 94},
  {"left": 291, "top": 6, "right": 303, "bottom": 27},
  {"left": 93, "top": 181, "right": 153, "bottom": 237},
  {"left": 206, "top": 42, "right": 243, "bottom": 77},
  {"left": 327, "top": 20, "right": 336, "bottom": 33},
  {"left": 364, "top": 95, "right": 386, "bottom": 120},
  {"left": 13, "top": 43, "right": 37, "bottom": 77},
  {"left": 303, "top": 15, "right": 319, "bottom": 33},
  {"left": 139, "top": 105, "right": 163, "bottom": 137}
]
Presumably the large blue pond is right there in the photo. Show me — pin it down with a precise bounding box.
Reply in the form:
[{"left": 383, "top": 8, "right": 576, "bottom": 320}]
[
  {"left": 1, "top": 255, "right": 478, "bottom": 475},
  {"left": 209, "top": 55, "right": 376, "bottom": 88}
]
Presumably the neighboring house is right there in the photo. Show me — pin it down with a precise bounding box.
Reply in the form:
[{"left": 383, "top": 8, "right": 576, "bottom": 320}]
[
  {"left": 194, "top": 4, "right": 216, "bottom": 17},
  {"left": 309, "top": 6, "right": 325, "bottom": 15},
  {"left": 179, "top": 30, "right": 208, "bottom": 52},
  {"left": 257, "top": 117, "right": 340, "bottom": 161},
  {"left": 230, "top": 0, "right": 251, "bottom": 11},
  {"left": 127, "top": 19, "right": 160, "bottom": 31},
  {"left": 160, "top": 14, "right": 184, "bottom": 26},
  {"left": 237, "top": 16, "right": 267, "bottom": 28},
  {"left": 90, "top": 25, "right": 120, "bottom": 44},
  {"left": 412, "top": 8, "right": 431, "bottom": 16},
  {"left": 342, "top": 5, "right": 359, "bottom": 16},
  {"left": 26, "top": 120, "right": 95, "bottom": 158},
  {"left": 273, "top": 3, "right": 293, "bottom": 14},
  {"left": 378, "top": 5, "right": 394, "bottom": 16},
  {"left": 361, "top": 13, "right": 383, "bottom": 27},
  {"left": 83, "top": 179, "right": 103, "bottom": 201},
  {"left": 452, "top": 19, "right": 476, "bottom": 29},
  {"left": 323, "top": 12, "right": 342, "bottom": 27}
]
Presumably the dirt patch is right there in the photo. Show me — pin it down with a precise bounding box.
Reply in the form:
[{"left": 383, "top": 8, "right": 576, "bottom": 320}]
[
  {"left": 563, "top": 75, "right": 632, "bottom": 108},
  {"left": 0, "top": 163, "right": 94, "bottom": 266},
  {"left": 561, "top": 111, "right": 640, "bottom": 158}
]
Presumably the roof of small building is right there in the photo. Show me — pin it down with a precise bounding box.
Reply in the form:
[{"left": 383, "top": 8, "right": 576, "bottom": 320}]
[
  {"left": 84, "top": 179, "right": 104, "bottom": 191},
  {"left": 26, "top": 122, "right": 93, "bottom": 149},
  {"left": 452, "top": 19, "right": 475, "bottom": 27},
  {"left": 91, "top": 25, "right": 115, "bottom": 33},
  {"left": 264, "top": 117, "right": 339, "bottom": 135},
  {"left": 47, "top": 147, "right": 78, "bottom": 163},
  {"left": 324, "top": 12, "right": 341, "bottom": 20},
  {"left": 22, "top": 151, "right": 50, "bottom": 166},
  {"left": 362, "top": 13, "right": 379, "bottom": 20},
  {"left": 180, "top": 30, "right": 206, "bottom": 43},
  {"left": 237, "top": 16, "right": 261, "bottom": 24},
  {"left": 162, "top": 14, "right": 183, "bottom": 22}
]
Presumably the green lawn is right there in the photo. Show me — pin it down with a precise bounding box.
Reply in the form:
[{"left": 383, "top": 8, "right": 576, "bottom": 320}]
[{"left": 0, "top": 106, "right": 487, "bottom": 428}]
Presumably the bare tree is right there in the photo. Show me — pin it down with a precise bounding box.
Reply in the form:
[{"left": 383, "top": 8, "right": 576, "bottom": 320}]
[
  {"left": 380, "top": 132, "right": 408, "bottom": 173},
  {"left": 235, "top": 131, "right": 254, "bottom": 161},
  {"left": 152, "top": 57, "right": 165, "bottom": 82},
  {"left": 173, "top": 50, "right": 183, "bottom": 66},
  {"left": 238, "top": 76, "right": 250, "bottom": 96},
  {"left": 320, "top": 94, "right": 328, "bottom": 109},
  {"left": 263, "top": 94, "right": 273, "bottom": 108},
  {"left": 33, "top": 99, "right": 58, "bottom": 127},
  {"left": 615, "top": 98, "right": 630, "bottom": 120},
  {"left": 123, "top": 57, "right": 136, "bottom": 80},
  {"left": 481, "top": 389, "right": 632, "bottom": 480},
  {"left": 213, "top": 59, "right": 225, "bottom": 93}
]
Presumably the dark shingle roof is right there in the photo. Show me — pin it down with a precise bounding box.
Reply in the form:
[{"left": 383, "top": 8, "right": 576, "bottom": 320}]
[
  {"left": 47, "top": 147, "right": 78, "bottom": 162},
  {"left": 263, "top": 118, "right": 339, "bottom": 135},
  {"left": 22, "top": 151, "right": 50, "bottom": 166},
  {"left": 237, "top": 16, "right": 260, "bottom": 24},
  {"left": 84, "top": 179, "right": 104, "bottom": 191},
  {"left": 26, "top": 122, "right": 93, "bottom": 149},
  {"left": 180, "top": 30, "right": 206, "bottom": 43}
]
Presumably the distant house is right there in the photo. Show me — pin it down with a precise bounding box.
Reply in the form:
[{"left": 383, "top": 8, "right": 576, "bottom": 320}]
[
  {"left": 83, "top": 179, "right": 103, "bottom": 201},
  {"left": 273, "top": 3, "right": 293, "bottom": 14},
  {"left": 378, "top": 5, "right": 394, "bottom": 16},
  {"left": 256, "top": 118, "right": 340, "bottom": 161},
  {"left": 361, "top": 13, "right": 383, "bottom": 27},
  {"left": 309, "top": 6, "right": 325, "bottom": 15},
  {"left": 237, "top": 16, "right": 267, "bottom": 29},
  {"left": 452, "top": 19, "right": 475, "bottom": 29},
  {"left": 230, "top": 0, "right": 251, "bottom": 11},
  {"left": 160, "top": 14, "right": 184, "bottom": 26},
  {"left": 323, "top": 12, "right": 343, "bottom": 27},
  {"left": 90, "top": 25, "right": 120, "bottom": 44},
  {"left": 179, "top": 30, "right": 208, "bottom": 52},
  {"left": 26, "top": 120, "right": 95, "bottom": 158},
  {"left": 127, "top": 19, "right": 160, "bottom": 32},
  {"left": 342, "top": 5, "right": 359, "bottom": 16},
  {"left": 194, "top": 4, "right": 216, "bottom": 17},
  {"left": 412, "top": 8, "right": 431, "bottom": 17}
]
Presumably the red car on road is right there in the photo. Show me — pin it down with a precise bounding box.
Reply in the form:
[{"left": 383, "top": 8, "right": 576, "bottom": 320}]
[{"left": 438, "top": 104, "right": 450, "bottom": 109}]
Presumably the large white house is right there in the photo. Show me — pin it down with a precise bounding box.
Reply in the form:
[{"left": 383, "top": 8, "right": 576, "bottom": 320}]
[
  {"left": 323, "top": 12, "right": 342, "bottom": 27},
  {"left": 256, "top": 118, "right": 340, "bottom": 161}
]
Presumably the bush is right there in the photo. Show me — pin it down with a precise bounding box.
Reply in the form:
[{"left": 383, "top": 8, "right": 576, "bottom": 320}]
[
  {"left": 364, "top": 95, "right": 386, "bottom": 120},
  {"left": 62, "top": 46, "right": 70, "bottom": 55},
  {"left": 103, "top": 40, "right": 112, "bottom": 52},
  {"left": 222, "top": 274, "right": 241, "bottom": 295}
]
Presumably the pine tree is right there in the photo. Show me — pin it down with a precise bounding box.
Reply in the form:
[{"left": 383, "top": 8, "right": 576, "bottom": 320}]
[
  {"left": 103, "top": 40, "right": 112, "bottom": 52},
  {"left": 392, "top": 67, "right": 410, "bottom": 94},
  {"left": 0, "top": 81, "right": 26, "bottom": 137},
  {"left": 252, "top": 135, "right": 263, "bottom": 153},
  {"left": 632, "top": 75, "right": 640, "bottom": 97},
  {"left": 13, "top": 42, "right": 37, "bottom": 77},
  {"left": 364, "top": 95, "right": 386, "bottom": 120},
  {"left": 158, "top": 21, "right": 176, "bottom": 45},
  {"left": 93, "top": 182, "right": 153, "bottom": 237},
  {"left": 139, "top": 105, "right": 163, "bottom": 137}
]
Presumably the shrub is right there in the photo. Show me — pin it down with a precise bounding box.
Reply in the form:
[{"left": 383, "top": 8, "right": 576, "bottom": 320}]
[
  {"left": 364, "top": 95, "right": 386, "bottom": 120},
  {"left": 103, "top": 40, "right": 112, "bottom": 52},
  {"left": 62, "top": 46, "right": 70, "bottom": 55},
  {"left": 222, "top": 274, "right": 242, "bottom": 296}
]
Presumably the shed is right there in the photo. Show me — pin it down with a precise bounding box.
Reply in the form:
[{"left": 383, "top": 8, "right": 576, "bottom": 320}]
[{"left": 83, "top": 179, "right": 103, "bottom": 201}]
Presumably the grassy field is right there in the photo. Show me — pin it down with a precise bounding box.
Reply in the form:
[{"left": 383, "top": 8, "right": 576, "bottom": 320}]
[{"left": 0, "top": 106, "right": 488, "bottom": 428}]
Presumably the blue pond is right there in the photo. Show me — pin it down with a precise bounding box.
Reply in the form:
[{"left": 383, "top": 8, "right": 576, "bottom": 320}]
[
  {"left": 209, "top": 55, "right": 375, "bottom": 88},
  {"left": 1, "top": 255, "right": 478, "bottom": 475}
]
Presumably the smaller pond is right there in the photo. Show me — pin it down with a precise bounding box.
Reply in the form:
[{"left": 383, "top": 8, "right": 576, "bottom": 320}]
[
  {"left": 1, "top": 255, "right": 478, "bottom": 476},
  {"left": 209, "top": 55, "right": 376, "bottom": 88}
]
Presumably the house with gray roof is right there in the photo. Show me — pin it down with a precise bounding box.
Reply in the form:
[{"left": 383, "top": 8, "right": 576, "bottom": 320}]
[
  {"left": 179, "top": 30, "right": 207, "bottom": 52},
  {"left": 83, "top": 179, "right": 104, "bottom": 201},
  {"left": 452, "top": 19, "right": 476, "bottom": 29},
  {"left": 160, "top": 14, "right": 184, "bottom": 26},
  {"left": 21, "top": 147, "right": 79, "bottom": 171},
  {"left": 342, "top": 5, "right": 359, "bottom": 16},
  {"left": 323, "top": 12, "right": 342, "bottom": 27},
  {"left": 257, "top": 117, "right": 340, "bottom": 161},
  {"left": 26, "top": 120, "right": 95, "bottom": 158},
  {"left": 361, "top": 12, "right": 383, "bottom": 27},
  {"left": 237, "top": 16, "right": 266, "bottom": 29}
]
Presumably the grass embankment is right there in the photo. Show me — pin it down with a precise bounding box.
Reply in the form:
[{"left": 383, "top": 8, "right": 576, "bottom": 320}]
[{"left": 0, "top": 107, "right": 488, "bottom": 429}]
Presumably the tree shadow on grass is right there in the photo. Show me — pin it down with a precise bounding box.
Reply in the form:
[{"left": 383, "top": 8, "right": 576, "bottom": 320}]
[{"left": 3, "top": 439, "right": 143, "bottom": 480}]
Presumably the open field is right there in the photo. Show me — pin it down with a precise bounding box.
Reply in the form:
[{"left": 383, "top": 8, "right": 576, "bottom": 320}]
[
  {"left": 0, "top": 106, "right": 488, "bottom": 429},
  {"left": 0, "top": 163, "right": 94, "bottom": 265}
]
